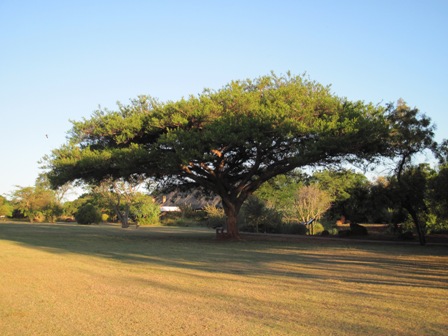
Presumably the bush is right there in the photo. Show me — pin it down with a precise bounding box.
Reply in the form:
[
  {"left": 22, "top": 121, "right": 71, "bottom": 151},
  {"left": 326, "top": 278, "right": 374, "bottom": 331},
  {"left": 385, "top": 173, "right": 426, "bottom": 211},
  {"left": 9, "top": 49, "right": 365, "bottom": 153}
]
[
  {"left": 425, "top": 213, "right": 448, "bottom": 234},
  {"left": 204, "top": 205, "right": 225, "bottom": 228},
  {"left": 309, "top": 222, "right": 325, "bottom": 235},
  {"left": 350, "top": 222, "right": 368, "bottom": 235},
  {"left": 134, "top": 201, "right": 160, "bottom": 226},
  {"left": 242, "top": 197, "right": 283, "bottom": 233},
  {"left": 326, "top": 228, "right": 339, "bottom": 235},
  {"left": 75, "top": 204, "right": 102, "bottom": 224},
  {"left": 279, "top": 222, "right": 308, "bottom": 235},
  {"left": 178, "top": 204, "right": 197, "bottom": 219}
]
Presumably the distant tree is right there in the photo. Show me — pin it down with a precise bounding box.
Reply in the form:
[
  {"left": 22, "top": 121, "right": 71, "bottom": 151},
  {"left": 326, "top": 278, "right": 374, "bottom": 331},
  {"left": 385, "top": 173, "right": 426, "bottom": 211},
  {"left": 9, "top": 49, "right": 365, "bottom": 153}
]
[
  {"left": 45, "top": 73, "right": 391, "bottom": 238},
  {"left": 93, "top": 176, "right": 146, "bottom": 228},
  {"left": 0, "top": 196, "right": 13, "bottom": 218},
  {"left": 255, "top": 172, "right": 306, "bottom": 215},
  {"left": 311, "top": 169, "right": 369, "bottom": 221},
  {"left": 292, "top": 184, "right": 332, "bottom": 234},
  {"left": 36, "top": 173, "right": 73, "bottom": 203},
  {"left": 130, "top": 193, "right": 160, "bottom": 226},
  {"left": 61, "top": 193, "right": 93, "bottom": 218},
  {"left": 385, "top": 100, "right": 438, "bottom": 245},
  {"left": 429, "top": 164, "right": 448, "bottom": 221},
  {"left": 242, "top": 196, "right": 267, "bottom": 233},
  {"left": 11, "top": 186, "right": 58, "bottom": 222}
]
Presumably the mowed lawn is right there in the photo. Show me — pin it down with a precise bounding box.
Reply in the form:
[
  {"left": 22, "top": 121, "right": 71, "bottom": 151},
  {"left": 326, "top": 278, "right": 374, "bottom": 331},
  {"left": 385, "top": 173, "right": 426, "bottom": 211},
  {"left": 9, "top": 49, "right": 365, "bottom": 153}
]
[{"left": 0, "top": 222, "right": 447, "bottom": 336}]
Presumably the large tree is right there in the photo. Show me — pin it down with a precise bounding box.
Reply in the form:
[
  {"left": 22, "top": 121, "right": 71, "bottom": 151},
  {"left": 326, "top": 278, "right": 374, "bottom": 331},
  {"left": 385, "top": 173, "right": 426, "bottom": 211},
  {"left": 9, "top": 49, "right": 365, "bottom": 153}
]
[{"left": 45, "top": 73, "right": 390, "bottom": 238}]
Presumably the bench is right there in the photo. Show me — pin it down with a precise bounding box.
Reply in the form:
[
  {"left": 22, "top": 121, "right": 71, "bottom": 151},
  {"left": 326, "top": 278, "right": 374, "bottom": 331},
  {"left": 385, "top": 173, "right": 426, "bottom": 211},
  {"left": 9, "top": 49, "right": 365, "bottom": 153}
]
[{"left": 215, "top": 226, "right": 226, "bottom": 235}]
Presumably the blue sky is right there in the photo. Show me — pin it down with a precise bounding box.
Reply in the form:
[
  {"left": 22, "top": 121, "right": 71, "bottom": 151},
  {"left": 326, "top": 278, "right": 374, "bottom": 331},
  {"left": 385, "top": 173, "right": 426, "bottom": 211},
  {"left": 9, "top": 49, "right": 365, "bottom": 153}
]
[{"left": 1, "top": 0, "right": 447, "bottom": 197}]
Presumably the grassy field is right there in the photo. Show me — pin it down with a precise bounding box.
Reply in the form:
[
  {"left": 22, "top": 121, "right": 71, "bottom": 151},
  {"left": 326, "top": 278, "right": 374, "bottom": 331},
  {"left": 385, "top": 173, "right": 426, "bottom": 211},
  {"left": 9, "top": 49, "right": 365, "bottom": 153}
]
[{"left": 0, "top": 222, "right": 447, "bottom": 336}]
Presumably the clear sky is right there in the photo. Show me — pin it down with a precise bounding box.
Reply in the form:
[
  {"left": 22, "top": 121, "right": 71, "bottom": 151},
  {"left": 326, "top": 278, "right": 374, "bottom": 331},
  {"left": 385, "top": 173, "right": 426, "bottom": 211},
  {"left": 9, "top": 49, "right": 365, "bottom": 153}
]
[{"left": 1, "top": 0, "right": 447, "bottom": 197}]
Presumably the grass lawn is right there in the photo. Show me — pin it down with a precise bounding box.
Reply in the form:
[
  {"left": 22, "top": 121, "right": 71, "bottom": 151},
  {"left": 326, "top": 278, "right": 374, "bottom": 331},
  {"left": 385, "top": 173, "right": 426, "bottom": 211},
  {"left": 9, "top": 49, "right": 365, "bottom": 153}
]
[{"left": 0, "top": 222, "right": 447, "bottom": 336}]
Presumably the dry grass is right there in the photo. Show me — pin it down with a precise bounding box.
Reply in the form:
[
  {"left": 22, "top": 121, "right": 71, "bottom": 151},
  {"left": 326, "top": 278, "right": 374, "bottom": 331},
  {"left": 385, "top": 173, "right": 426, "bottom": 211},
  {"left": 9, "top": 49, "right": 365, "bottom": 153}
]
[{"left": 0, "top": 222, "right": 447, "bottom": 336}]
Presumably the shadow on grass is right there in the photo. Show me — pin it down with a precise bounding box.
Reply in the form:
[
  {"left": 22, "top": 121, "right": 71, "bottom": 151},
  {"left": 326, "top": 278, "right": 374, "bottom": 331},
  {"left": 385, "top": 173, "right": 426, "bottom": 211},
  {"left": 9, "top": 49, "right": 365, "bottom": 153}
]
[{"left": 1, "top": 222, "right": 447, "bottom": 290}]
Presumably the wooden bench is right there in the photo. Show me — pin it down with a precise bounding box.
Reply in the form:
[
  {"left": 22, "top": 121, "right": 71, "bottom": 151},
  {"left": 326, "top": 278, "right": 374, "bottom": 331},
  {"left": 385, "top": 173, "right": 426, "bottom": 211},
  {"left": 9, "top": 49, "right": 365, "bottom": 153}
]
[{"left": 215, "top": 226, "right": 226, "bottom": 235}]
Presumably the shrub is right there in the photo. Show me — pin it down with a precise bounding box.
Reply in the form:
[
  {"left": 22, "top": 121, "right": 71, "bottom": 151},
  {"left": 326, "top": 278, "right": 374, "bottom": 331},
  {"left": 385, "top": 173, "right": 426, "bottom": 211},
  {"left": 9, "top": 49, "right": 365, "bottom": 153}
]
[
  {"left": 179, "top": 204, "right": 196, "bottom": 219},
  {"left": 280, "top": 222, "right": 308, "bottom": 235},
  {"left": 134, "top": 201, "right": 160, "bottom": 226},
  {"left": 75, "top": 204, "right": 102, "bottom": 224},
  {"left": 326, "top": 228, "right": 339, "bottom": 235},
  {"left": 350, "top": 222, "right": 368, "bottom": 235},
  {"left": 308, "top": 222, "right": 325, "bottom": 235},
  {"left": 204, "top": 205, "right": 225, "bottom": 228},
  {"left": 425, "top": 213, "right": 448, "bottom": 234},
  {"left": 33, "top": 212, "right": 46, "bottom": 223},
  {"left": 242, "top": 196, "right": 283, "bottom": 233}
]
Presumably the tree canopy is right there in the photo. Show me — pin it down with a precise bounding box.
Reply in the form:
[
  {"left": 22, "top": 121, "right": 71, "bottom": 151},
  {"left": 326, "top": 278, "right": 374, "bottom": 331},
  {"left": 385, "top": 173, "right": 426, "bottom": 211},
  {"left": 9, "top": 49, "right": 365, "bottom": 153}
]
[{"left": 45, "top": 73, "right": 392, "bottom": 238}]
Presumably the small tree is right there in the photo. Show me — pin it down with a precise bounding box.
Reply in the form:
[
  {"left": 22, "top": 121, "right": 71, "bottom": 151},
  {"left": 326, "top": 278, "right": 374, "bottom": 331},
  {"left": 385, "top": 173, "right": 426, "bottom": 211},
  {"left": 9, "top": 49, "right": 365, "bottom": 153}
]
[
  {"left": 131, "top": 193, "right": 160, "bottom": 225},
  {"left": 93, "top": 176, "right": 145, "bottom": 228},
  {"left": 292, "top": 184, "right": 332, "bottom": 235}
]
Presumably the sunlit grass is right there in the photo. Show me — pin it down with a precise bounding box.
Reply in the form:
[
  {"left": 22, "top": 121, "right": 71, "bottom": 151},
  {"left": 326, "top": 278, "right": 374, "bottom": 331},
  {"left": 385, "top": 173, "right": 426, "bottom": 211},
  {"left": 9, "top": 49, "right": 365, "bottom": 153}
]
[{"left": 0, "top": 222, "right": 447, "bottom": 335}]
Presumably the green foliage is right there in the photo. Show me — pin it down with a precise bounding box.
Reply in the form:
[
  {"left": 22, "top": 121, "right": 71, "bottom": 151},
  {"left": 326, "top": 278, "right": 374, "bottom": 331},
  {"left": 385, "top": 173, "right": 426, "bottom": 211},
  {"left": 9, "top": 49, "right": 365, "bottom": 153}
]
[
  {"left": 255, "top": 172, "right": 305, "bottom": 211},
  {"left": 428, "top": 164, "right": 448, "bottom": 221},
  {"left": 62, "top": 194, "right": 93, "bottom": 218},
  {"left": 386, "top": 101, "right": 438, "bottom": 245},
  {"left": 285, "top": 223, "right": 308, "bottom": 235},
  {"left": 311, "top": 169, "right": 372, "bottom": 221},
  {"left": 131, "top": 194, "right": 160, "bottom": 226},
  {"left": 309, "top": 222, "right": 325, "bottom": 235},
  {"left": 45, "top": 73, "right": 396, "bottom": 237},
  {"left": 204, "top": 205, "right": 225, "bottom": 228},
  {"left": 11, "top": 186, "right": 59, "bottom": 222},
  {"left": 75, "top": 204, "right": 102, "bottom": 224},
  {"left": 241, "top": 196, "right": 283, "bottom": 233},
  {"left": 0, "top": 196, "right": 13, "bottom": 218}
]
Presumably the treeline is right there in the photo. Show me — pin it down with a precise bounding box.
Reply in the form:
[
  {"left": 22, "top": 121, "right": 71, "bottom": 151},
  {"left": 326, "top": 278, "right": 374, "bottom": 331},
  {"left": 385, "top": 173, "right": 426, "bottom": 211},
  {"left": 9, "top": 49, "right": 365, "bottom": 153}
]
[
  {"left": 2, "top": 162, "right": 447, "bottom": 237},
  {"left": 244, "top": 164, "right": 448, "bottom": 235},
  {"left": 1, "top": 177, "right": 160, "bottom": 227}
]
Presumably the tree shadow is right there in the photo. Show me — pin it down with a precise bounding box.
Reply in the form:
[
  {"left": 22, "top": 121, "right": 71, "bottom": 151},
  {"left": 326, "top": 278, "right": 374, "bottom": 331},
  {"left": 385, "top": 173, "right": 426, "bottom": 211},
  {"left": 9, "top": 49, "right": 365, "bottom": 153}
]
[{"left": 1, "top": 222, "right": 447, "bottom": 291}]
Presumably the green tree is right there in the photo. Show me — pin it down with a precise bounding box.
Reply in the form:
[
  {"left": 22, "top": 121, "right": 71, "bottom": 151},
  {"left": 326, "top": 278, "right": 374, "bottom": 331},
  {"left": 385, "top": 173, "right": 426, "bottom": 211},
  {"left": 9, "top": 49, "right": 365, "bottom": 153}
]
[
  {"left": 0, "top": 196, "right": 13, "bottom": 218},
  {"left": 385, "top": 100, "right": 438, "bottom": 245},
  {"left": 93, "top": 176, "right": 146, "bottom": 228},
  {"left": 130, "top": 193, "right": 160, "bottom": 226},
  {"left": 311, "top": 169, "right": 369, "bottom": 221},
  {"left": 45, "top": 73, "right": 390, "bottom": 238},
  {"left": 11, "top": 186, "right": 58, "bottom": 222},
  {"left": 429, "top": 165, "right": 448, "bottom": 221},
  {"left": 255, "top": 172, "right": 306, "bottom": 214}
]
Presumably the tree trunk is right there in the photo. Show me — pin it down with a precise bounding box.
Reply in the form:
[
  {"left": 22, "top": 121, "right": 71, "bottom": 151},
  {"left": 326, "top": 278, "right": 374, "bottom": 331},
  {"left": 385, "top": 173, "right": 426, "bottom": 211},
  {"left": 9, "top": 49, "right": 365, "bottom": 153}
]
[
  {"left": 114, "top": 205, "right": 130, "bottom": 228},
  {"left": 226, "top": 209, "right": 239, "bottom": 239},
  {"left": 221, "top": 199, "right": 241, "bottom": 239},
  {"left": 405, "top": 203, "right": 426, "bottom": 246}
]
